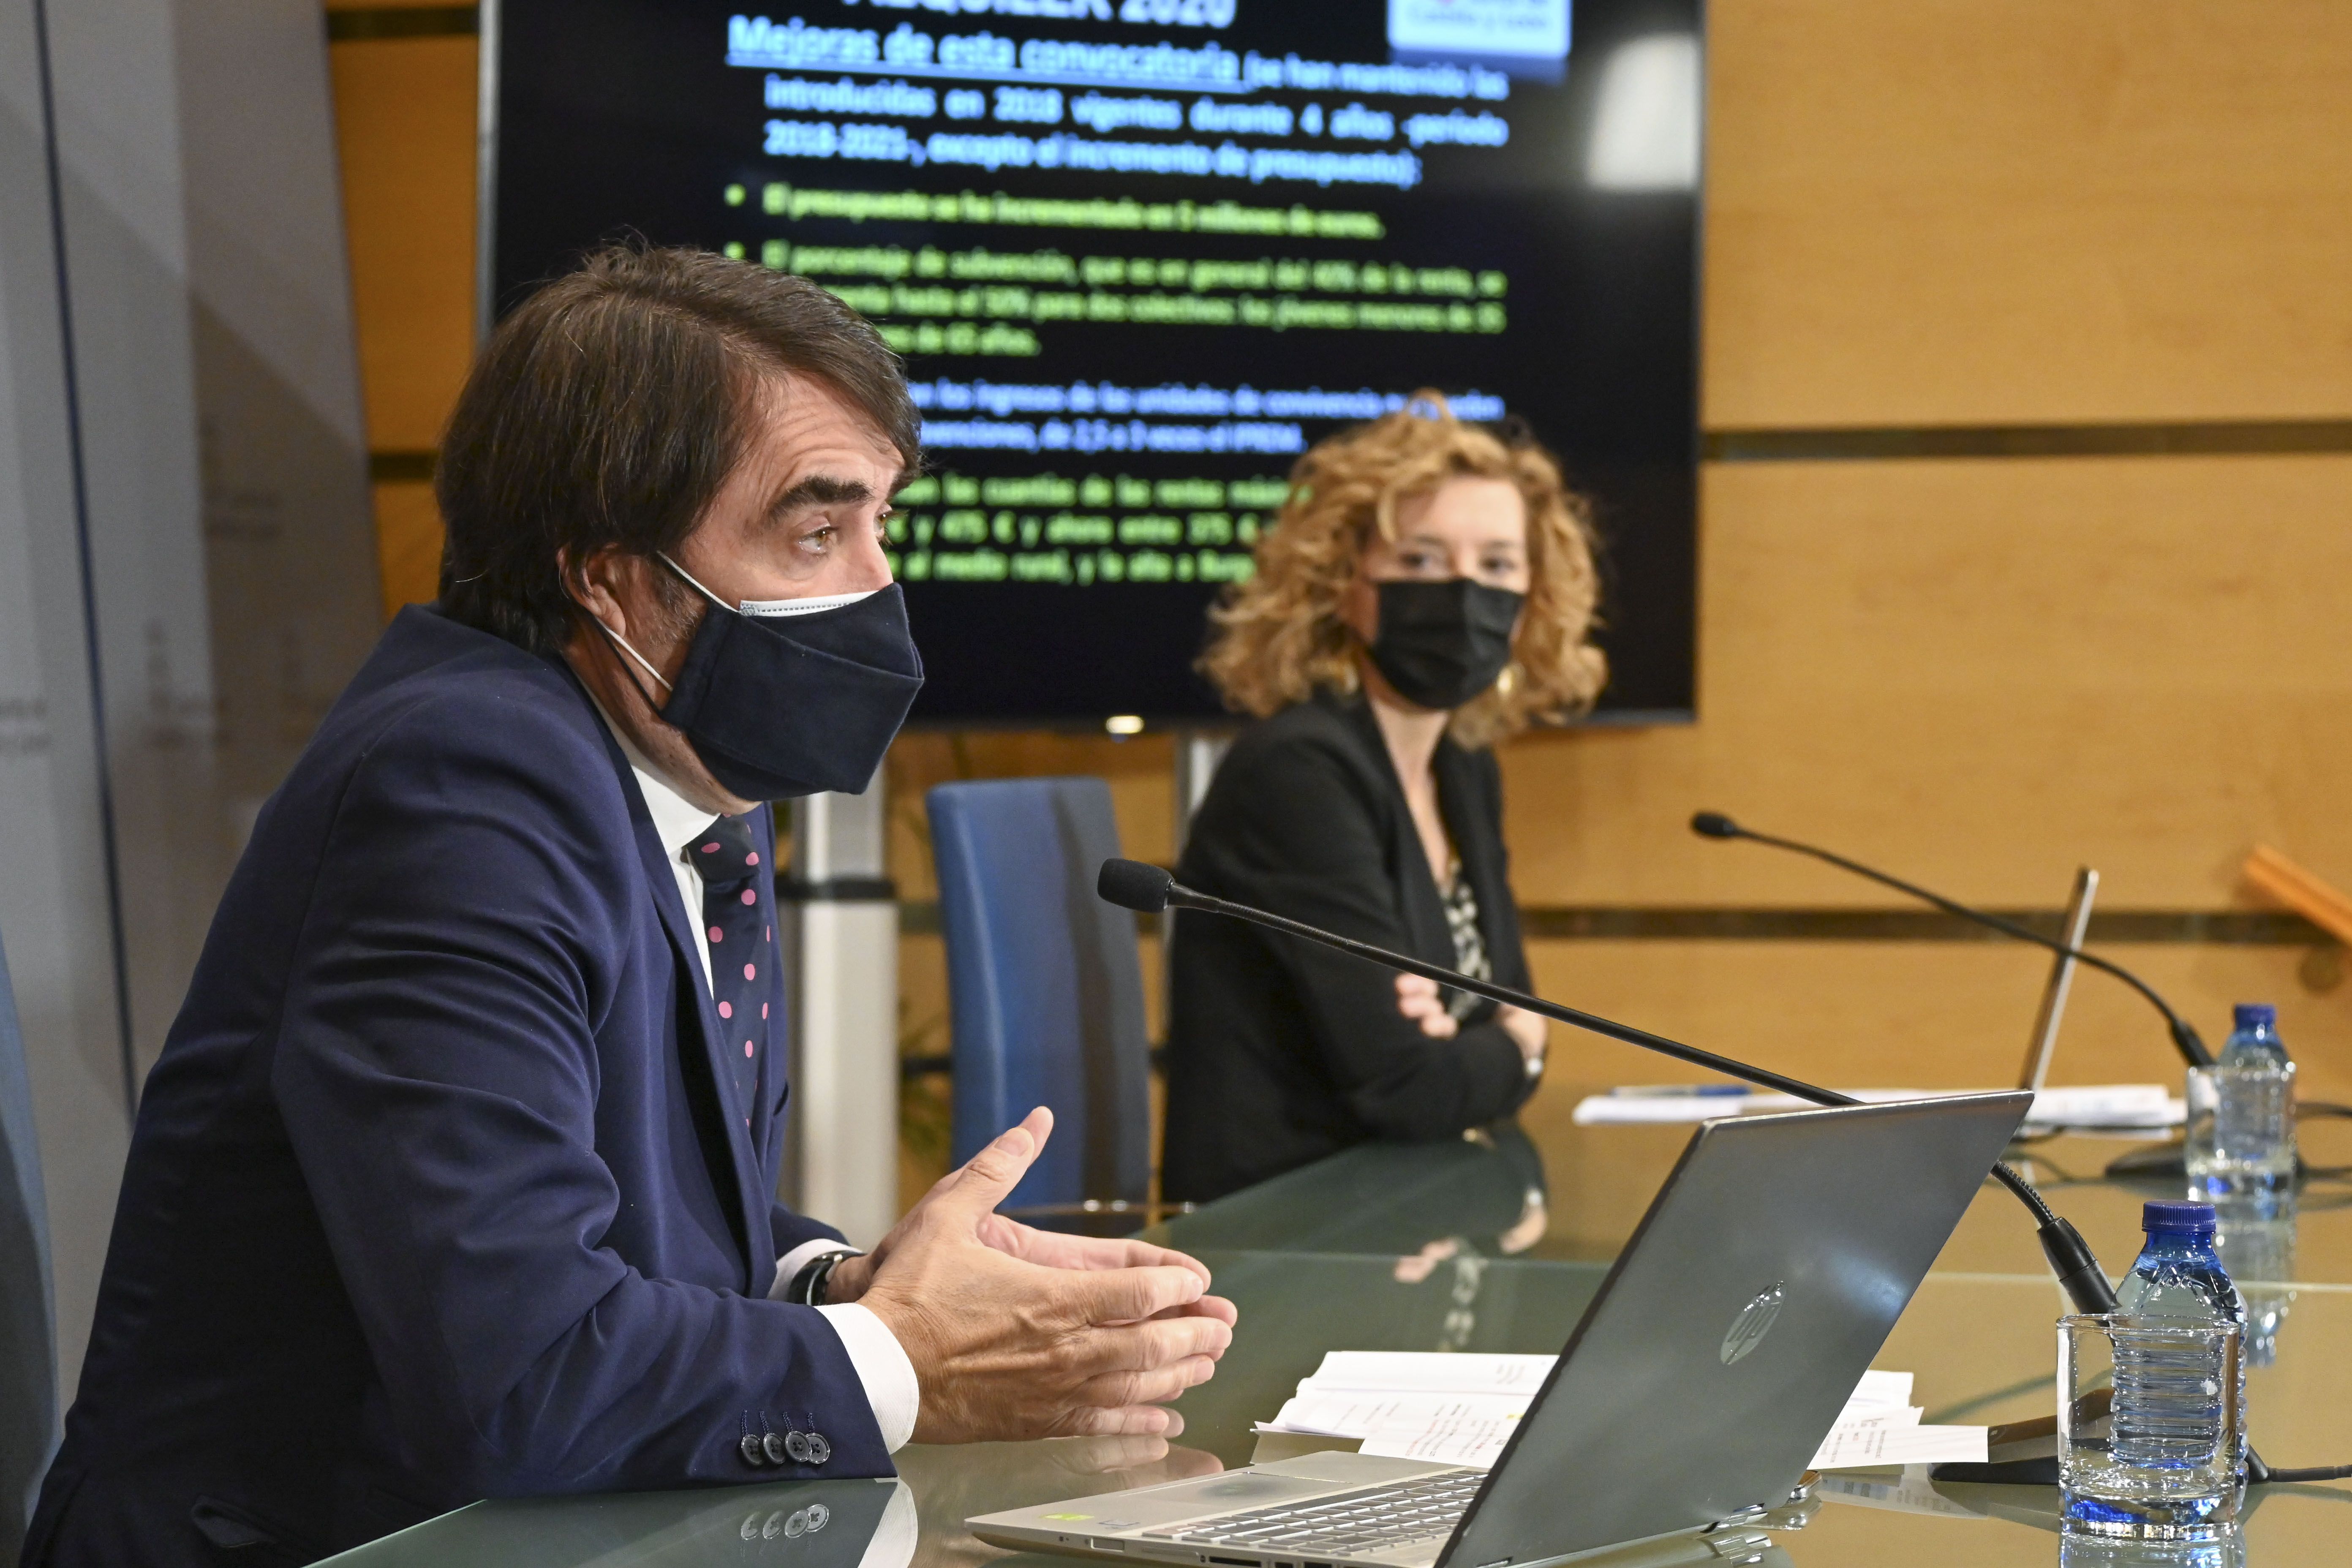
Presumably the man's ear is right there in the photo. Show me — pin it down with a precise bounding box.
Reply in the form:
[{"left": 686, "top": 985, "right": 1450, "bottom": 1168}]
[{"left": 560, "top": 544, "right": 630, "bottom": 633}]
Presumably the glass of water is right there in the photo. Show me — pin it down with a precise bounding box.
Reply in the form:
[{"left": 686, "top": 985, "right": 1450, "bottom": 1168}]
[
  {"left": 2183, "top": 1065, "right": 2295, "bottom": 1199},
  {"left": 2059, "top": 1314, "right": 2243, "bottom": 1540}
]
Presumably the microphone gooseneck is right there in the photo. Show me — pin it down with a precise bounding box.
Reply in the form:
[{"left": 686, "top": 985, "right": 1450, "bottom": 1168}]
[
  {"left": 1687, "top": 812, "right": 2215, "bottom": 1069},
  {"left": 1112, "top": 857, "right": 2352, "bottom": 1483},
  {"left": 1105, "top": 858, "right": 2115, "bottom": 1317}
]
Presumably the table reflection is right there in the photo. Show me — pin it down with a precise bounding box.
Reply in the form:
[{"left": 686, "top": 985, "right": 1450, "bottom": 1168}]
[
  {"left": 326, "top": 1476, "right": 916, "bottom": 1568},
  {"left": 1146, "top": 1122, "right": 1549, "bottom": 1261},
  {"left": 319, "top": 1118, "right": 2352, "bottom": 1568},
  {"left": 2214, "top": 1196, "right": 2298, "bottom": 1367}
]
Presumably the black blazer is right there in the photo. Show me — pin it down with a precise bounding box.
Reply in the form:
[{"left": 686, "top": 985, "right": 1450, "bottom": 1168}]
[{"left": 1161, "top": 692, "right": 1538, "bottom": 1202}]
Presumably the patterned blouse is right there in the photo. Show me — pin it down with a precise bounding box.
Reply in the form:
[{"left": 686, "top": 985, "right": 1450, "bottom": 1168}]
[{"left": 1441, "top": 858, "right": 1490, "bottom": 1021}]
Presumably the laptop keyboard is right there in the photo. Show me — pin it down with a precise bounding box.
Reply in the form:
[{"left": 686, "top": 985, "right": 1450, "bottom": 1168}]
[{"left": 1141, "top": 1470, "right": 1485, "bottom": 1559}]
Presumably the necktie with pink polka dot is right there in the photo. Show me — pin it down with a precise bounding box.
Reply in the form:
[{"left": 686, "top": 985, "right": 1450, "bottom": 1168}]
[{"left": 690, "top": 812, "right": 772, "bottom": 1120}]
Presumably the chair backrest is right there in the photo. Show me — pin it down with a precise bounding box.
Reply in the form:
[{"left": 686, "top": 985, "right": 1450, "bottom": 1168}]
[
  {"left": 926, "top": 778, "right": 1151, "bottom": 1210},
  {"left": 0, "top": 933, "right": 55, "bottom": 1566}
]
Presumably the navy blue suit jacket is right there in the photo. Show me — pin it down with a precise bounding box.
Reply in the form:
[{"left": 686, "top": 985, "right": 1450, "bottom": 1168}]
[{"left": 26, "top": 608, "right": 889, "bottom": 1568}]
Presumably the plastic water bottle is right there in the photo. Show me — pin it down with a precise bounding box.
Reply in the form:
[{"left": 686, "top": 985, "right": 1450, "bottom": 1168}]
[
  {"left": 2211, "top": 1004, "right": 2296, "bottom": 1195},
  {"left": 2111, "top": 1201, "right": 2247, "bottom": 1469}
]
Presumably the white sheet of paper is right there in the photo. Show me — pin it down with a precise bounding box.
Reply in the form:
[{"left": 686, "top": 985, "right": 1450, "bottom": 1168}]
[
  {"left": 1845, "top": 1370, "right": 1913, "bottom": 1409},
  {"left": 1571, "top": 1085, "right": 2178, "bottom": 1129},
  {"left": 1358, "top": 1414, "right": 1519, "bottom": 1470},
  {"left": 1260, "top": 1356, "right": 1970, "bottom": 1475},
  {"left": 1264, "top": 1390, "right": 1532, "bottom": 1438},
  {"left": 1832, "top": 1406, "right": 1924, "bottom": 1430},
  {"left": 1297, "top": 1352, "right": 1557, "bottom": 1394},
  {"left": 1808, "top": 1424, "right": 1988, "bottom": 1470}
]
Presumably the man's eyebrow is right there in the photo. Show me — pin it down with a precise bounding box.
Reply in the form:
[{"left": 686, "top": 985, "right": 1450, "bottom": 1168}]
[{"left": 764, "top": 474, "right": 877, "bottom": 521}]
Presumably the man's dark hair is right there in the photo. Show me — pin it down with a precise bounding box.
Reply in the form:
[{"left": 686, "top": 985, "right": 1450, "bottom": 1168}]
[{"left": 436, "top": 244, "right": 921, "bottom": 653}]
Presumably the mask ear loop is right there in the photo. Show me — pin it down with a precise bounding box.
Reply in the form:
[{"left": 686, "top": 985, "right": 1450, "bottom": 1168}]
[
  {"left": 567, "top": 561, "right": 675, "bottom": 708},
  {"left": 656, "top": 552, "right": 734, "bottom": 614}
]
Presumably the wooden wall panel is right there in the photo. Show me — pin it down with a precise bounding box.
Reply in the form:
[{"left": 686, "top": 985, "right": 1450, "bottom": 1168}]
[
  {"left": 1519, "top": 937, "right": 2352, "bottom": 1253},
  {"left": 370, "top": 480, "right": 442, "bottom": 616},
  {"left": 1706, "top": 0, "right": 2352, "bottom": 427},
  {"left": 327, "top": 34, "right": 476, "bottom": 452},
  {"left": 1502, "top": 453, "right": 2352, "bottom": 906}
]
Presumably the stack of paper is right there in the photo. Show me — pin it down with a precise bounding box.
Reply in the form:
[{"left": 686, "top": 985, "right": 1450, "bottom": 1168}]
[
  {"left": 1256, "top": 1353, "right": 1550, "bottom": 1469},
  {"left": 1571, "top": 1083, "right": 2180, "bottom": 1131},
  {"left": 1255, "top": 1354, "right": 1986, "bottom": 1471},
  {"left": 1806, "top": 1370, "right": 1987, "bottom": 1470}
]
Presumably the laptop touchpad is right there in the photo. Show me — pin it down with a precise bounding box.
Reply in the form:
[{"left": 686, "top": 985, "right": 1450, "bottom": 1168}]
[{"left": 1108, "top": 1473, "right": 1336, "bottom": 1521}]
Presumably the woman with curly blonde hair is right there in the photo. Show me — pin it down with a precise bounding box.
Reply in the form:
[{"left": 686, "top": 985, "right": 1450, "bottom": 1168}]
[{"left": 1161, "top": 396, "right": 1606, "bottom": 1202}]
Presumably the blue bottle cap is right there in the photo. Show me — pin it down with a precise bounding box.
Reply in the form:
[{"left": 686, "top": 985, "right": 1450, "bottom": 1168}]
[
  {"left": 2233, "top": 1003, "right": 2276, "bottom": 1031},
  {"left": 2143, "top": 1200, "right": 2218, "bottom": 1236}
]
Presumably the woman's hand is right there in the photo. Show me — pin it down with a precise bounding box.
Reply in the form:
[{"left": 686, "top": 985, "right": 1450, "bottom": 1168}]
[
  {"left": 1499, "top": 1004, "right": 1548, "bottom": 1065},
  {"left": 1396, "top": 976, "right": 1546, "bottom": 1067},
  {"left": 1394, "top": 973, "right": 1459, "bottom": 1038}
]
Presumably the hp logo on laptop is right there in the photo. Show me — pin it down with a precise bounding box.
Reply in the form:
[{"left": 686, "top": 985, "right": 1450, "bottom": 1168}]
[{"left": 1719, "top": 1282, "right": 1785, "bottom": 1364}]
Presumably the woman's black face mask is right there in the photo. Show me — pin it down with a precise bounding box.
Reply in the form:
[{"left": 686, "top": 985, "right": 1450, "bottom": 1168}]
[
  {"left": 1367, "top": 577, "right": 1524, "bottom": 711},
  {"left": 599, "top": 556, "right": 925, "bottom": 801}
]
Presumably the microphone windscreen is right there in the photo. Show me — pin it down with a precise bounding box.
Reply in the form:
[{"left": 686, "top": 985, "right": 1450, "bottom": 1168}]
[
  {"left": 1690, "top": 811, "right": 1741, "bottom": 840},
  {"left": 1097, "top": 858, "right": 1174, "bottom": 913}
]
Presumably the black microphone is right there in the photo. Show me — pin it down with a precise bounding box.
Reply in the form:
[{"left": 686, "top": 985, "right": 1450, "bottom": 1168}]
[
  {"left": 1688, "top": 812, "right": 2214, "bottom": 1070},
  {"left": 1098, "top": 858, "right": 2119, "bottom": 1316}
]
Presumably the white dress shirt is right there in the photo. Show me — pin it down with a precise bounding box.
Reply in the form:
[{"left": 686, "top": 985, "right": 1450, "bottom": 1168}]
[{"left": 591, "top": 697, "right": 919, "bottom": 1451}]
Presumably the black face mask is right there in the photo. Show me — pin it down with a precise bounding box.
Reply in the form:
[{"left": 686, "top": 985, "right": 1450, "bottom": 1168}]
[
  {"left": 600, "top": 558, "right": 925, "bottom": 801},
  {"left": 1367, "top": 578, "right": 1524, "bottom": 711}
]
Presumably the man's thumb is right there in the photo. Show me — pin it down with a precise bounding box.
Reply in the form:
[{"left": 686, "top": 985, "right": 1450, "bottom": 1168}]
[{"left": 950, "top": 1107, "right": 1054, "bottom": 1209}]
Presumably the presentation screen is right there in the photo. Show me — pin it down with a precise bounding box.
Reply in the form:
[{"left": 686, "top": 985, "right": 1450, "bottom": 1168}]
[{"left": 488, "top": 0, "right": 1700, "bottom": 724}]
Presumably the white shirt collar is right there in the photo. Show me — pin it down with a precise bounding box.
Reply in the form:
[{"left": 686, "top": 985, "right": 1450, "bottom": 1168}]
[{"left": 582, "top": 686, "right": 724, "bottom": 857}]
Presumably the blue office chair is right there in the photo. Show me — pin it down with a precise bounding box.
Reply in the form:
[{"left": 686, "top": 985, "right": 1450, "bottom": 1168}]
[
  {"left": 0, "top": 932, "right": 55, "bottom": 1566},
  {"left": 927, "top": 778, "right": 1152, "bottom": 1214}
]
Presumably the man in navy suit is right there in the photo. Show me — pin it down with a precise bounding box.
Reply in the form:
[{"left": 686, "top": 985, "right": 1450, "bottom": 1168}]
[{"left": 24, "top": 247, "right": 1234, "bottom": 1568}]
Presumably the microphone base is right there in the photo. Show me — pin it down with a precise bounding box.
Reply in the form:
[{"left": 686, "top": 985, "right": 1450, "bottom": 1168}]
[
  {"left": 2104, "top": 1139, "right": 2187, "bottom": 1181},
  {"left": 2103, "top": 1140, "right": 2314, "bottom": 1186},
  {"left": 1931, "top": 1457, "right": 2058, "bottom": 1487}
]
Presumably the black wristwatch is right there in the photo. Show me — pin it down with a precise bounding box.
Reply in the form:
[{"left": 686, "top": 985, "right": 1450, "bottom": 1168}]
[{"left": 789, "top": 1250, "right": 858, "bottom": 1306}]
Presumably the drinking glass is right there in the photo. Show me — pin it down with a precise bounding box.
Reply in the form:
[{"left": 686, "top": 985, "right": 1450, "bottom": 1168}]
[
  {"left": 2059, "top": 1314, "right": 2243, "bottom": 1540},
  {"left": 2183, "top": 1065, "right": 2295, "bottom": 1199}
]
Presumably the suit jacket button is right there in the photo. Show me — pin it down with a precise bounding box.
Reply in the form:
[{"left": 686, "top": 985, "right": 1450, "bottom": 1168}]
[
  {"left": 740, "top": 1434, "right": 768, "bottom": 1466},
  {"left": 763, "top": 1431, "right": 792, "bottom": 1465},
  {"left": 785, "top": 1430, "right": 814, "bottom": 1463},
  {"left": 807, "top": 1432, "right": 831, "bottom": 1465}
]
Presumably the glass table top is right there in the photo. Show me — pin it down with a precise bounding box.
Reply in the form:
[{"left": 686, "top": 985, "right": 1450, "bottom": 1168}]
[{"left": 326, "top": 1122, "right": 2352, "bottom": 1568}]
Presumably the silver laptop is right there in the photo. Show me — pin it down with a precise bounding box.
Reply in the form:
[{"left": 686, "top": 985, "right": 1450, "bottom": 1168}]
[
  {"left": 972, "top": 1093, "right": 2032, "bottom": 1568},
  {"left": 2016, "top": 867, "right": 2097, "bottom": 1094}
]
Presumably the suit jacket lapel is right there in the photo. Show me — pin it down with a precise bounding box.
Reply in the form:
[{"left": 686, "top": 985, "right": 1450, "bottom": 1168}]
[
  {"left": 1331, "top": 692, "right": 1455, "bottom": 964},
  {"left": 623, "top": 798, "right": 772, "bottom": 1284},
  {"left": 564, "top": 666, "right": 770, "bottom": 1285}
]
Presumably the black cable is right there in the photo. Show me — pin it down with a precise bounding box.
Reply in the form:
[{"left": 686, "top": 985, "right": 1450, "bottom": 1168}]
[
  {"left": 1104, "top": 860, "right": 2123, "bottom": 1313},
  {"left": 1692, "top": 815, "right": 2214, "bottom": 1067}
]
